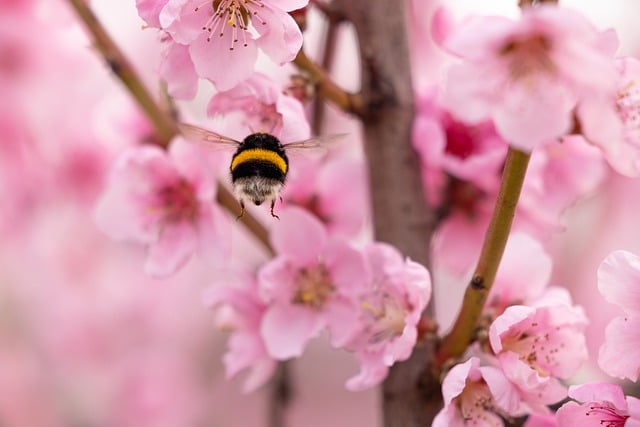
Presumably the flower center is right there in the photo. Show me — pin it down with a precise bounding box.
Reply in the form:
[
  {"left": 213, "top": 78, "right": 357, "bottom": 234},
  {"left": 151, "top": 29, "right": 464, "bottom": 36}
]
[
  {"left": 501, "top": 322, "right": 562, "bottom": 376},
  {"left": 585, "top": 403, "right": 629, "bottom": 427},
  {"left": 194, "top": 0, "right": 267, "bottom": 50},
  {"left": 292, "top": 265, "right": 334, "bottom": 310},
  {"left": 457, "top": 380, "right": 504, "bottom": 425},
  {"left": 153, "top": 178, "right": 199, "bottom": 224},
  {"left": 616, "top": 80, "right": 640, "bottom": 139},
  {"left": 360, "top": 292, "right": 407, "bottom": 343},
  {"left": 499, "top": 34, "right": 554, "bottom": 81}
]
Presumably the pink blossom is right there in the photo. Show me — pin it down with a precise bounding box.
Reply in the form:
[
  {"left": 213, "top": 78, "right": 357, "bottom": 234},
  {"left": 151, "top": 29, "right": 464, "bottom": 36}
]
[
  {"left": 556, "top": 382, "right": 640, "bottom": 427},
  {"left": 94, "top": 138, "right": 229, "bottom": 277},
  {"left": 441, "top": 6, "right": 618, "bottom": 150},
  {"left": 489, "top": 233, "right": 552, "bottom": 312},
  {"left": 207, "top": 72, "right": 310, "bottom": 142},
  {"left": 344, "top": 243, "right": 431, "bottom": 391},
  {"left": 204, "top": 273, "right": 278, "bottom": 392},
  {"left": 489, "top": 288, "right": 588, "bottom": 411},
  {"left": 136, "top": 0, "right": 170, "bottom": 27},
  {"left": 159, "top": 39, "right": 199, "bottom": 99},
  {"left": 519, "top": 135, "right": 607, "bottom": 233},
  {"left": 283, "top": 156, "right": 368, "bottom": 237},
  {"left": 433, "top": 357, "right": 522, "bottom": 426},
  {"left": 577, "top": 57, "right": 640, "bottom": 177},
  {"left": 413, "top": 88, "right": 507, "bottom": 192},
  {"left": 597, "top": 250, "right": 640, "bottom": 381},
  {"left": 257, "top": 207, "right": 369, "bottom": 359},
  {"left": 140, "top": 0, "right": 308, "bottom": 90}
]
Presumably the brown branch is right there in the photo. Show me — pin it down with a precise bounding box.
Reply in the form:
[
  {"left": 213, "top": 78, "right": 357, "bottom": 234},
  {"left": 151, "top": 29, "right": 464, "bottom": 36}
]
[
  {"left": 436, "top": 148, "right": 531, "bottom": 364},
  {"left": 65, "top": 0, "right": 274, "bottom": 255},
  {"left": 268, "top": 361, "right": 293, "bottom": 427},
  {"left": 293, "top": 49, "right": 364, "bottom": 116},
  {"left": 67, "top": 0, "right": 178, "bottom": 147},
  {"left": 333, "top": 1, "right": 440, "bottom": 425}
]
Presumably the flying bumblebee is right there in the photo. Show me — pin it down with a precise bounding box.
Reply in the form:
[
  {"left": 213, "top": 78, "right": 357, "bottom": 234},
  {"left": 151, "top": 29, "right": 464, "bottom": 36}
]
[{"left": 179, "top": 123, "right": 342, "bottom": 219}]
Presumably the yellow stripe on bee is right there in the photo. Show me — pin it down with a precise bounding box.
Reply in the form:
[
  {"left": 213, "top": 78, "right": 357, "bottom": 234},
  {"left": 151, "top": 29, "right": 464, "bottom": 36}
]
[{"left": 230, "top": 148, "right": 288, "bottom": 174}]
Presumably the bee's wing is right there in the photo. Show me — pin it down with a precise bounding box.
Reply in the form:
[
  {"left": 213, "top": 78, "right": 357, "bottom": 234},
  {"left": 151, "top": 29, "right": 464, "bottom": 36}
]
[
  {"left": 179, "top": 123, "right": 241, "bottom": 149},
  {"left": 283, "top": 133, "right": 347, "bottom": 153}
]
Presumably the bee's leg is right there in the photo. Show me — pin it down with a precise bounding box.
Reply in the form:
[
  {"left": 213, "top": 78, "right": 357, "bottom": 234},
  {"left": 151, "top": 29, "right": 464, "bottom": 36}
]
[
  {"left": 270, "top": 199, "right": 280, "bottom": 220},
  {"left": 236, "top": 199, "right": 245, "bottom": 220}
]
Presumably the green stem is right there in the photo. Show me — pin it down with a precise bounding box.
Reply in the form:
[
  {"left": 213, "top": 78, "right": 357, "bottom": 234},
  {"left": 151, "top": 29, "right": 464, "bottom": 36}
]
[{"left": 437, "top": 147, "right": 531, "bottom": 364}]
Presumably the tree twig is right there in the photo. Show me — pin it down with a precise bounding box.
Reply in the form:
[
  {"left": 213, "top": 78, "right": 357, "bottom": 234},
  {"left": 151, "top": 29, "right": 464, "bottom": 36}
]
[
  {"left": 67, "top": 0, "right": 178, "bottom": 147},
  {"left": 293, "top": 49, "right": 363, "bottom": 117},
  {"left": 268, "top": 361, "right": 293, "bottom": 427},
  {"left": 436, "top": 147, "right": 531, "bottom": 364}
]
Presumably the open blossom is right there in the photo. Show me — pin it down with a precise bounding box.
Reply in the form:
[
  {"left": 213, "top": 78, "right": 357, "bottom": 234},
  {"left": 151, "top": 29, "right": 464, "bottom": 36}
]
[
  {"left": 413, "top": 87, "right": 507, "bottom": 193},
  {"left": 597, "top": 250, "right": 640, "bottom": 381},
  {"left": 489, "top": 287, "right": 588, "bottom": 412},
  {"left": 433, "top": 357, "right": 522, "bottom": 426},
  {"left": 519, "top": 134, "right": 607, "bottom": 233},
  {"left": 207, "top": 72, "right": 310, "bottom": 142},
  {"left": 204, "top": 274, "right": 277, "bottom": 392},
  {"left": 257, "top": 207, "right": 370, "bottom": 359},
  {"left": 138, "top": 0, "right": 308, "bottom": 90},
  {"left": 344, "top": 243, "right": 431, "bottom": 391},
  {"left": 94, "top": 138, "right": 228, "bottom": 277},
  {"left": 556, "top": 382, "right": 640, "bottom": 427},
  {"left": 577, "top": 58, "right": 640, "bottom": 176},
  {"left": 441, "top": 5, "right": 618, "bottom": 151}
]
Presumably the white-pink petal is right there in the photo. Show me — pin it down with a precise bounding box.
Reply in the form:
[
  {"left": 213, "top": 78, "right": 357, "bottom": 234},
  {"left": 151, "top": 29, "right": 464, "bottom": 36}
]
[
  {"left": 260, "top": 304, "right": 323, "bottom": 359},
  {"left": 270, "top": 207, "right": 327, "bottom": 265},
  {"left": 598, "top": 250, "right": 640, "bottom": 315},
  {"left": 598, "top": 315, "right": 640, "bottom": 382},
  {"left": 144, "top": 221, "right": 198, "bottom": 277}
]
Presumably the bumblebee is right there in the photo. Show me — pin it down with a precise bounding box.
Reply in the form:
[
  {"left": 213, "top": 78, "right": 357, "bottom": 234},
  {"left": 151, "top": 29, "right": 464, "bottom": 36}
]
[{"left": 179, "top": 123, "right": 340, "bottom": 219}]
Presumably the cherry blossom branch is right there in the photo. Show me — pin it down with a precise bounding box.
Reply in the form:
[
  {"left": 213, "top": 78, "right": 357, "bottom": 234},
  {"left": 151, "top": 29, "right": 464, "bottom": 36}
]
[
  {"left": 66, "top": 0, "right": 275, "bottom": 256},
  {"left": 293, "top": 49, "right": 364, "bottom": 116},
  {"left": 66, "top": 0, "right": 178, "bottom": 148},
  {"left": 436, "top": 147, "right": 531, "bottom": 364},
  {"left": 332, "top": 1, "right": 441, "bottom": 425}
]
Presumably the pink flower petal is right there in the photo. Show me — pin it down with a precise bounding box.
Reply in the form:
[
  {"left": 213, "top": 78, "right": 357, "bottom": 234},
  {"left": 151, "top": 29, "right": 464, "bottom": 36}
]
[
  {"left": 270, "top": 207, "right": 326, "bottom": 265},
  {"left": 598, "top": 315, "right": 640, "bottom": 381},
  {"left": 159, "top": 41, "right": 199, "bottom": 100},
  {"left": 144, "top": 221, "right": 197, "bottom": 277},
  {"left": 568, "top": 382, "right": 627, "bottom": 409},
  {"left": 189, "top": 33, "right": 258, "bottom": 91},
  {"left": 260, "top": 304, "right": 324, "bottom": 359},
  {"left": 598, "top": 250, "right": 640, "bottom": 315},
  {"left": 255, "top": 6, "right": 303, "bottom": 65}
]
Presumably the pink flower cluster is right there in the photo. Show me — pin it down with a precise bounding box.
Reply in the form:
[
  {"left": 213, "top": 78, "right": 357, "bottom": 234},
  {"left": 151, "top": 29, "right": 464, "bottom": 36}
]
[
  {"left": 136, "top": 0, "right": 308, "bottom": 92},
  {"left": 436, "top": 287, "right": 589, "bottom": 424},
  {"left": 436, "top": 4, "right": 640, "bottom": 176},
  {"left": 95, "top": 138, "right": 229, "bottom": 277},
  {"left": 434, "top": 243, "right": 640, "bottom": 425},
  {"left": 207, "top": 207, "right": 432, "bottom": 391}
]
